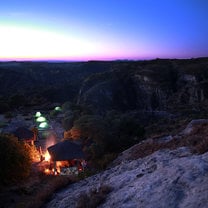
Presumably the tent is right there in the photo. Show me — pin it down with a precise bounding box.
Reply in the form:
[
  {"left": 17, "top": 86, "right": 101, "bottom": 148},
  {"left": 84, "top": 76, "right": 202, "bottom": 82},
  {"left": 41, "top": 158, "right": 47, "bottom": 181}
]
[{"left": 47, "top": 140, "right": 85, "bottom": 161}]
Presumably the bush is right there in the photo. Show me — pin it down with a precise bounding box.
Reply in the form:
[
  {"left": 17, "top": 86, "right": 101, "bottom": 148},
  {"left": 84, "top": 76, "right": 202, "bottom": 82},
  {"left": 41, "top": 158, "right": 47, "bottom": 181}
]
[
  {"left": 103, "top": 112, "right": 145, "bottom": 152},
  {"left": 94, "top": 153, "right": 118, "bottom": 170},
  {"left": 62, "top": 115, "right": 74, "bottom": 131},
  {"left": 0, "top": 134, "right": 32, "bottom": 185},
  {"left": 50, "top": 110, "right": 59, "bottom": 118},
  {"left": 62, "top": 101, "right": 72, "bottom": 112},
  {"left": 125, "top": 123, "right": 208, "bottom": 161},
  {"left": 76, "top": 185, "right": 112, "bottom": 208},
  {"left": 70, "top": 113, "right": 145, "bottom": 168},
  {"left": 0, "top": 101, "right": 10, "bottom": 113}
]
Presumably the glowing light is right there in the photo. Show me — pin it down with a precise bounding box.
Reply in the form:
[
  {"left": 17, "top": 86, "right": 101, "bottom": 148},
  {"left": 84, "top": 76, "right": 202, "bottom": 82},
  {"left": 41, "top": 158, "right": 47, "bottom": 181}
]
[
  {"left": 44, "top": 151, "right": 51, "bottom": 162},
  {"left": 36, "top": 116, "right": 46, "bottom": 122},
  {"left": 44, "top": 168, "right": 50, "bottom": 175},
  {"left": 55, "top": 106, "right": 61, "bottom": 111},
  {"left": 39, "top": 122, "right": 48, "bottom": 128},
  {"left": 35, "top": 112, "right": 41, "bottom": 117},
  {"left": 0, "top": 24, "right": 99, "bottom": 60}
]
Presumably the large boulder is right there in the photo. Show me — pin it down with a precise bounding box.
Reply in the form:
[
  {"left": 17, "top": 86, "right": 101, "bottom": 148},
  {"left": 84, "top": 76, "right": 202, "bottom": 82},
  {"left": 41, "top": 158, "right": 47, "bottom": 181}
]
[{"left": 46, "top": 147, "right": 208, "bottom": 208}]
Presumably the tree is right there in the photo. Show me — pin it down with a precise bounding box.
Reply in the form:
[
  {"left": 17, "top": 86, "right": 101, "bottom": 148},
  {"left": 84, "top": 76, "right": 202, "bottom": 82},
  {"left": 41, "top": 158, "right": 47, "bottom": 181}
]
[
  {"left": 0, "top": 134, "right": 32, "bottom": 185},
  {"left": 72, "top": 115, "right": 108, "bottom": 159}
]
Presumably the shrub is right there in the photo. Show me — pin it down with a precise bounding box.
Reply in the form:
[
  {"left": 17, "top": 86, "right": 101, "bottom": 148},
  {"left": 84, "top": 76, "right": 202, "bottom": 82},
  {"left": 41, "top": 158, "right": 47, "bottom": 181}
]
[
  {"left": 76, "top": 185, "right": 112, "bottom": 208},
  {"left": 62, "top": 115, "right": 74, "bottom": 131},
  {"left": 24, "top": 176, "right": 74, "bottom": 208},
  {"left": 0, "top": 134, "right": 32, "bottom": 185},
  {"left": 78, "top": 169, "right": 96, "bottom": 180},
  {"left": 93, "top": 153, "right": 118, "bottom": 170},
  {"left": 62, "top": 101, "right": 72, "bottom": 112},
  {"left": 126, "top": 123, "right": 208, "bottom": 161},
  {"left": 49, "top": 110, "right": 59, "bottom": 118},
  {"left": 0, "top": 101, "right": 10, "bottom": 113},
  {"left": 13, "top": 175, "right": 75, "bottom": 208},
  {"left": 182, "top": 123, "right": 208, "bottom": 154},
  {"left": 70, "top": 113, "right": 145, "bottom": 168}
]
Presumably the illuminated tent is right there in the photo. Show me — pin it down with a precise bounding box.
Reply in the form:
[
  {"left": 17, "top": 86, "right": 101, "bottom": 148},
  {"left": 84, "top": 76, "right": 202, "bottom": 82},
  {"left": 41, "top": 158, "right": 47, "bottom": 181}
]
[
  {"left": 35, "top": 112, "right": 41, "bottom": 117},
  {"left": 55, "top": 106, "right": 61, "bottom": 111},
  {"left": 47, "top": 140, "right": 85, "bottom": 161},
  {"left": 36, "top": 116, "right": 46, "bottom": 122},
  {"left": 39, "top": 122, "right": 49, "bottom": 129}
]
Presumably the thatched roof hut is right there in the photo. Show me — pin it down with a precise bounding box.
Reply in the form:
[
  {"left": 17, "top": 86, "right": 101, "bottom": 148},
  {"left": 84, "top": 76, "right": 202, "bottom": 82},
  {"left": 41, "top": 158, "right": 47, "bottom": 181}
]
[
  {"left": 47, "top": 140, "right": 85, "bottom": 161},
  {"left": 13, "top": 127, "right": 35, "bottom": 145}
]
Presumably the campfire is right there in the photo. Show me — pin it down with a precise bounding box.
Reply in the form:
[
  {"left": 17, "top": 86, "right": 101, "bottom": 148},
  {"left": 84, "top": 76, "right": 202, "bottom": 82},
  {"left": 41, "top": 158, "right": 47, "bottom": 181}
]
[
  {"left": 44, "top": 150, "right": 51, "bottom": 162},
  {"left": 36, "top": 139, "right": 86, "bottom": 175},
  {"left": 40, "top": 150, "right": 85, "bottom": 175}
]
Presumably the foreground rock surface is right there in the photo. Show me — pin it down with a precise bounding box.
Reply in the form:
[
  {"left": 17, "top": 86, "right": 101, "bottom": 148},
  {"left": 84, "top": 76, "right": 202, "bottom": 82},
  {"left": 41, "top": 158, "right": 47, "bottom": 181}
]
[{"left": 46, "top": 146, "right": 208, "bottom": 208}]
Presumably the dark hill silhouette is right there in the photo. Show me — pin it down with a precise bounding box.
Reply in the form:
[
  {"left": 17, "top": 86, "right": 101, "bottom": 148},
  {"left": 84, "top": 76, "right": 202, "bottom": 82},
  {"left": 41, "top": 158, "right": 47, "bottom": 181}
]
[{"left": 1, "top": 58, "right": 208, "bottom": 117}]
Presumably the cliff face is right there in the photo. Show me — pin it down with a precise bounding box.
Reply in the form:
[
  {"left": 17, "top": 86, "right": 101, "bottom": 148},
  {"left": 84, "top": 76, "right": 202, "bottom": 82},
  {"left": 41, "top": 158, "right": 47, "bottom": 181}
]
[
  {"left": 77, "top": 68, "right": 170, "bottom": 113},
  {"left": 46, "top": 119, "right": 208, "bottom": 208},
  {"left": 1, "top": 58, "right": 208, "bottom": 115},
  {"left": 77, "top": 58, "right": 208, "bottom": 115}
]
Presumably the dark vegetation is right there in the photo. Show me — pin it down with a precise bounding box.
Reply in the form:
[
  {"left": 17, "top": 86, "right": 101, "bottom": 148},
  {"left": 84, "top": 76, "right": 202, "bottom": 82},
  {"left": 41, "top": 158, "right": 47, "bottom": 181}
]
[
  {"left": 1, "top": 58, "right": 208, "bottom": 169},
  {"left": 76, "top": 185, "right": 112, "bottom": 208},
  {"left": 0, "top": 61, "right": 114, "bottom": 112},
  {"left": 1, "top": 58, "right": 207, "bottom": 113},
  {"left": 1, "top": 58, "right": 208, "bottom": 207},
  {"left": 0, "top": 134, "right": 32, "bottom": 185},
  {"left": 127, "top": 122, "right": 208, "bottom": 161},
  {"left": 62, "top": 106, "right": 145, "bottom": 169},
  {"left": 0, "top": 135, "right": 75, "bottom": 207},
  {"left": 58, "top": 58, "right": 208, "bottom": 168},
  {"left": 0, "top": 173, "right": 75, "bottom": 208}
]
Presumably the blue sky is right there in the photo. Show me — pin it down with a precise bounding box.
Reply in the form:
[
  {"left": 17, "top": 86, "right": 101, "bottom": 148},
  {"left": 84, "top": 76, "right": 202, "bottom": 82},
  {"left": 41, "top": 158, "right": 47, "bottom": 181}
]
[{"left": 0, "top": 0, "right": 208, "bottom": 60}]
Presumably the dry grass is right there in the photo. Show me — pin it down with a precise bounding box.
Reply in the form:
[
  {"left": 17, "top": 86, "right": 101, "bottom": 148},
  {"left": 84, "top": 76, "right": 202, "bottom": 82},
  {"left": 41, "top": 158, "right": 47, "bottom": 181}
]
[
  {"left": 76, "top": 185, "right": 112, "bottom": 208},
  {"left": 185, "top": 123, "right": 208, "bottom": 154},
  {"left": 145, "top": 118, "right": 190, "bottom": 138},
  {"left": 0, "top": 174, "right": 77, "bottom": 208},
  {"left": 20, "top": 175, "right": 75, "bottom": 208},
  {"left": 129, "top": 123, "right": 208, "bottom": 160}
]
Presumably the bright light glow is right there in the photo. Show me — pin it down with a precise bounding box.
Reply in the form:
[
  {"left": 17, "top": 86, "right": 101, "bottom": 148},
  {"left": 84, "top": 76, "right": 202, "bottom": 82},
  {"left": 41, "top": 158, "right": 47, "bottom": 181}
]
[
  {"left": 55, "top": 106, "right": 61, "bottom": 111},
  {"left": 39, "top": 122, "right": 48, "bottom": 128},
  {"left": 0, "top": 0, "right": 207, "bottom": 60},
  {"left": 36, "top": 116, "right": 46, "bottom": 122},
  {"left": 44, "top": 151, "right": 51, "bottom": 162},
  {"left": 0, "top": 24, "right": 99, "bottom": 60},
  {"left": 44, "top": 168, "right": 50, "bottom": 175},
  {"left": 0, "top": 24, "right": 147, "bottom": 61},
  {"left": 35, "top": 112, "right": 41, "bottom": 117}
]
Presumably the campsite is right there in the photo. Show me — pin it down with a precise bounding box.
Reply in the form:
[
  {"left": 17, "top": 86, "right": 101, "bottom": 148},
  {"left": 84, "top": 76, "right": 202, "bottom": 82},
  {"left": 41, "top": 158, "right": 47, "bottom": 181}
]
[{"left": 1, "top": 58, "right": 208, "bottom": 207}]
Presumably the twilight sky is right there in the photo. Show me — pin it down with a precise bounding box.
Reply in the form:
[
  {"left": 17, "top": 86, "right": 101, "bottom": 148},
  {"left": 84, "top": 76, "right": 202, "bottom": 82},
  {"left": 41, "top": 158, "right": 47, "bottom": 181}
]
[{"left": 0, "top": 0, "right": 208, "bottom": 61}]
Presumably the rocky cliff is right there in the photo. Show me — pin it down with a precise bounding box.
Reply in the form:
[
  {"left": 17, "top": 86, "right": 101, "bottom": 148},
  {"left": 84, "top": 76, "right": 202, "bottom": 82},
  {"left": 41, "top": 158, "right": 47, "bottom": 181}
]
[
  {"left": 46, "top": 119, "right": 208, "bottom": 208},
  {"left": 77, "top": 58, "right": 208, "bottom": 116},
  {"left": 1, "top": 58, "right": 208, "bottom": 117}
]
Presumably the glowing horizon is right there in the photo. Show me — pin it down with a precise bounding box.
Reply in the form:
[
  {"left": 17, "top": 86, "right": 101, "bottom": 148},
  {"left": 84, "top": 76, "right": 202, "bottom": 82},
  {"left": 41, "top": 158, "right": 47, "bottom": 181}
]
[
  {"left": 0, "top": 22, "right": 164, "bottom": 61},
  {"left": 0, "top": 0, "right": 208, "bottom": 61},
  {"left": 0, "top": 24, "right": 101, "bottom": 60}
]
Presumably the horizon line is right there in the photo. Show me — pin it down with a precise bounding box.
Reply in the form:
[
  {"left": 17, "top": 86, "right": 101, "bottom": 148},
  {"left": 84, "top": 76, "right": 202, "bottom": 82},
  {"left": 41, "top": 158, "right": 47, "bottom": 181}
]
[{"left": 0, "top": 56, "right": 208, "bottom": 63}]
